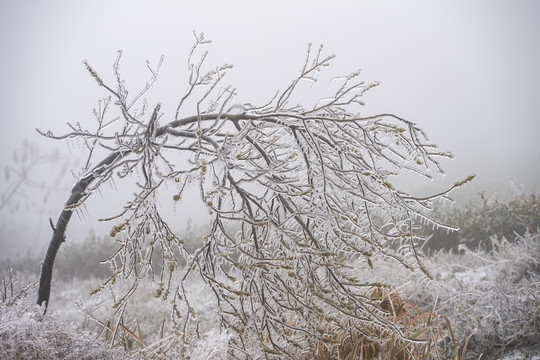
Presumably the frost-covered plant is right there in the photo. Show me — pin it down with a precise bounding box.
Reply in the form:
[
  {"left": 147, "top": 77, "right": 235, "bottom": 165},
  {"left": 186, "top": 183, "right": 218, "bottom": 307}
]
[
  {"left": 37, "top": 32, "right": 472, "bottom": 357},
  {"left": 1, "top": 233, "right": 117, "bottom": 280},
  {"left": 423, "top": 191, "right": 540, "bottom": 253},
  {"left": 0, "top": 269, "right": 124, "bottom": 360},
  {"left": 185, "top": 328, "right": 231, "bottom": 360},
  {"left": 407, "top": 232, "right": 540, "bottom": 359},
  {"left": 456, "top": 192, "right": 540, "bottom": 251}
]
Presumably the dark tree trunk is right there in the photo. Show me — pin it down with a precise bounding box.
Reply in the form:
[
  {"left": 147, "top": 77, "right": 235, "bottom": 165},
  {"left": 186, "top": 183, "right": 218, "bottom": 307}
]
[{"left": 37, "top": 151, "right": 127, "bottom": 312}]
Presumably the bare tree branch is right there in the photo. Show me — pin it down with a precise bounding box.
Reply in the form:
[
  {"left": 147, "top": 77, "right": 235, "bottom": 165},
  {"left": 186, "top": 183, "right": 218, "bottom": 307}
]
[{"left": 37, "top": 34, "right": 473, "bottom": 357}]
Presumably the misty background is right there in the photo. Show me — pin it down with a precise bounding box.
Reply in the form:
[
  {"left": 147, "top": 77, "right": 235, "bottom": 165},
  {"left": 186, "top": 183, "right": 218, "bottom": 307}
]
[{"left": 1, "top": 0, "right": 539, "bottom": 260}]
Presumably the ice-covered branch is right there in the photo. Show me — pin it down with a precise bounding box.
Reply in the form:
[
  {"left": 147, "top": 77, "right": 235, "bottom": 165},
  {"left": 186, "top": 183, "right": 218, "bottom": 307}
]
[{"left": 37, "top": 34, "right": 472, "bottom": 357}]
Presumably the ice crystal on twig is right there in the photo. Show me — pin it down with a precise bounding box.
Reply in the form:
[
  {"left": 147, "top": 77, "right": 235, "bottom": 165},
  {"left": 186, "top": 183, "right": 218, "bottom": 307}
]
[{"left": 37, "top": 33, "right": 472, "bottom": 357}]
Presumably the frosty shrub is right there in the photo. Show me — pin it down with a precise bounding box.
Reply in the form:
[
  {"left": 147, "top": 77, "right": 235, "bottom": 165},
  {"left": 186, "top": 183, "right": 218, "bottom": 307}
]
[
  {"left": 0, "top": 269, "right": 124, "bottom": 359},
  {"left": 37, "top": 33, "right": 472, "bottom": 357},
  {"left": 54, "top": 233, "right": 118, "bottom": 280},
  {"left": 1, "top": 233, "right": 117, "bottom": 280},
  {"left": 411, "top": 232, "right": 540, "bottom": 358},
  {"left": 457, "top": 192, "right": 540, "bottom": 251},
  {"left": 1, "top": 226, "right": 207, "bottom": 280},
  {"left": 423, "top": 191, "right": 540, "bottom": 253},
  {"left": 0, "top": 250, "right": 42, "bottom": 277},
  {"left": 185, "top": 328, "right": 231, "bottom": 360}
]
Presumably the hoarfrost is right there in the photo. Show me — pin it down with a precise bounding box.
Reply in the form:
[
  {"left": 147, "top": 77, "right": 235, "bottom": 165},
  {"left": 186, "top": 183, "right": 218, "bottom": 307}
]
[
  {"left": 186, "top": 328, "right": 231, "bottom": 360},
  {"left": 0, "top": 283, "right": 125, "bottom": 360}
]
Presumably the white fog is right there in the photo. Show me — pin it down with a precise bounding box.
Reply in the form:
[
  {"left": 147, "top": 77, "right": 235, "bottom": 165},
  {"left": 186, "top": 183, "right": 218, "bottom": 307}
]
[{"left": 1, "top": 1, "right": 539, "bottom": 359}]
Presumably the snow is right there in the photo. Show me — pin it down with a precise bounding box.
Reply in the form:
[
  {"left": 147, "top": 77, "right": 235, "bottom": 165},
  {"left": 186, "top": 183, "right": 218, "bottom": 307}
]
[
  {"left": 0, "top": 283, "right": 125, "bottom": 359},
  {"left": 499, "top": 347, "right": 540, "bottom": 360},
  {"left": 1, "top": 232, "right": 539, "bottom": 359}
]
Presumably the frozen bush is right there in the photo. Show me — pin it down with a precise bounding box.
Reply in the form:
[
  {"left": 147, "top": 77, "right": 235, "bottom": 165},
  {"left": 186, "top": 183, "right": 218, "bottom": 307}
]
[
  {"left": 408, "top": 232, "right": 540, "bottom": 359},
  {"left": 423, "top": 191, "right": 540, "bottom": 253},
  {"left": 0, "top": 270, "right": 125, "bottom": 360},
  {"left": 0, "top": 232, "right": 116, "bottom": 280},
  {"left": 185, "top": 328, "right": 231, "bottom": 360}
]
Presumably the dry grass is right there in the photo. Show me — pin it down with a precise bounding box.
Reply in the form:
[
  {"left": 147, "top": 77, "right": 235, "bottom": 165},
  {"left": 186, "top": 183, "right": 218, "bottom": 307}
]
[{"left": 304, "top": 286, "right": 471, "bottom": 360}]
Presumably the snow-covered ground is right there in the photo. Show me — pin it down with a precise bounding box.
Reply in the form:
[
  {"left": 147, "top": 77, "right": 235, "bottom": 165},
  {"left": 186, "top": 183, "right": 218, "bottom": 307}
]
[
  {"left": 501, "top": 347, "right": 540, "bottom": 360},
  {"left": 1, "top": 232, "right": 539, "bottom": 359}
]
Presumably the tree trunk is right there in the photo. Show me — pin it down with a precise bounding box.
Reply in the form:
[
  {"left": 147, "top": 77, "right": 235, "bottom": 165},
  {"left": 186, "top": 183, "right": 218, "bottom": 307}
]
[{"left": 37, "top": 151, "right": 127, "bottom": 312}]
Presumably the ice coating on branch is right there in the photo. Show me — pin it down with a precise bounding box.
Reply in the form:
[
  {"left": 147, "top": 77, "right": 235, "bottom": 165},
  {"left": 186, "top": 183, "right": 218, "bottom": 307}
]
[{"left": 36, "top": 34, "right": 474, "bottom": 358}]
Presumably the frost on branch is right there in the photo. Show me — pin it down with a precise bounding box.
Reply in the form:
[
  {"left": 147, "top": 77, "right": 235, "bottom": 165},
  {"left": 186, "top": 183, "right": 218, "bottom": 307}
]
[{"left": 37, "top": 33, "right": 472, "bottom": 357}]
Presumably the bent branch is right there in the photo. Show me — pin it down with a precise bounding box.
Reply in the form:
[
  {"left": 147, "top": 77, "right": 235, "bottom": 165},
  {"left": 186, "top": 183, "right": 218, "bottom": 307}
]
[
  {"left": 36, "top": 109, "right": 448, "bottom": 311},
  {"left": 37, "top": 150, "right": 128, "bottom": 311}
]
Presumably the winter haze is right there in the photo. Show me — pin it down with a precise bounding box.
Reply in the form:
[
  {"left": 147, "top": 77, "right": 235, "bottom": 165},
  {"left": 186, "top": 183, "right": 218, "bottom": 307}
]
[{"left": 1, "top": 0, "right": 539, "bottom": 259}]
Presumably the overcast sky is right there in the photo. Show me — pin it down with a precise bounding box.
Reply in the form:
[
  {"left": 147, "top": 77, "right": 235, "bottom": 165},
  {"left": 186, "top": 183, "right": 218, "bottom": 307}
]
[{"left": 1, "top": 0, "right": 539, "bottom": 254}]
